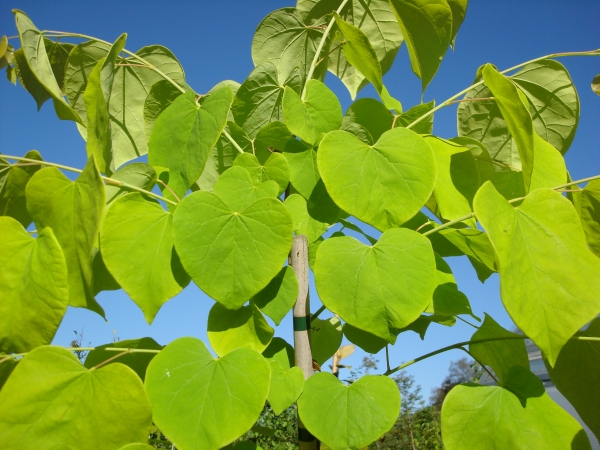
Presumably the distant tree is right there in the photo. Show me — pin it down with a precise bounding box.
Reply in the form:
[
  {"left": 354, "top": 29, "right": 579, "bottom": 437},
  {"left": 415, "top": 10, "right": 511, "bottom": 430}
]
[{"left": 430, "top": 358, "right": 483, "bottom": 408}]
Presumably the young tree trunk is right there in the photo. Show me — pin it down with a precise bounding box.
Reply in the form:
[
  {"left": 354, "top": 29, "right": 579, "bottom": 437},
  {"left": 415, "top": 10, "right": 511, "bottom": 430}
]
[{"left": 290, "top": 235, "right": 319, "bottom": 450}]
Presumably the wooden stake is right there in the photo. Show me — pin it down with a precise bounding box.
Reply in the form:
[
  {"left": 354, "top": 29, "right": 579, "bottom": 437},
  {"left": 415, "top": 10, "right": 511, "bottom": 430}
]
[{"left": 290, "top": 235, "right": 319, "bottom": 450}]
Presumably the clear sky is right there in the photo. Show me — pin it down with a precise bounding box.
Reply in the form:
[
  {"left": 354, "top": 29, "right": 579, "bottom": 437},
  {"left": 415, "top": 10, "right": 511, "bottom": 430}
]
[{"left": 1, "top": 0, "right": 599, "bottom": 399}]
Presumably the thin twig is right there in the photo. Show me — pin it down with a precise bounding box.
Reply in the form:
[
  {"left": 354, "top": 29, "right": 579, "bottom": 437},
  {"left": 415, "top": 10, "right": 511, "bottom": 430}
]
[
  {"left": 406, "top": 48, "right": 600, "bottom": 130},
  {"left": 447, "top": 97, "right": 495, "bottom": 104},
  {"left": 0, "top": 155, "right": 177, "bottom": 206},
  {"left": 311, "top": 305, "right": 327, "bottom": 321},
  {"left": 90, "top": 349, "right": 132, "bottom": 371},
  {"left": 315, "top": 40, "right": 346, "bottom": 67},
  {"left": 158, "top": 179, "right": 181, "bottom": 202},
  {"left": 302, "top": 0, "right": 351, "bottom": 100},
  {"left": 460, "top": 347, "right": 499, "bottom": 384},
  {"left": 391, "top": 114, "right": 399, "bottom": 130},
  {"left": 423, "top": 173, "right": 600, "bottom": 237},
  {"left": 456, "top": 316, "right": 480, "bottom": 329}
]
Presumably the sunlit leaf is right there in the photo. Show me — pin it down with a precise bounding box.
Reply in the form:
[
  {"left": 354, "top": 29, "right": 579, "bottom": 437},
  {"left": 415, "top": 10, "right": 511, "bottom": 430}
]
[
  {"left": 211, "top": 165, "right": 279, "bottom": 211},
  {"left": 482, "top": 64, "right": 566, "bottom": 192},
  {"left": 144, "top": 79, "right": 185, "bottom": 140},
  {"left": 298, "top": 373, "right": 400, "bottom": 450},
  {"left": 458, "top": 60, "right": 579, "bottom": 171},
  {"left": 145, "top": 337, "right": 270, "bottom": 450},
  {"left": 314, "top": 229, "right": 436, "bottom": 341},
  {"left": 0, "top": 346, "right": 152, "bottom": 449},
  {"left": 441, "top": 367, "right": 591, "bottom": 449},
  {"left": 173, "top": 190, "right": 293, "bottom": 309},
  {"left": 26, "top": 157, "right": 105, "bottom": 316},
  {"left": 333, "top": 12, "right": 401, "bottom": 111},
  {"left": 252, "top": 8, "right": 327, "bottom": 83},
  {"left": 0, "top": 218, "right": 68, "bottom": 354},
  {"left": 233, "top": 152, "right": 290, "bottom": 195},
  {"left": 233, "top": 62, "right": 302, "bottom": 138},
  {"left": 318, "top": 127, "right": 436, "bottom": 231},
  {"left": 149, "top": 87, "right": 233, "bottom": 202},
  {"left": 304, "top": 0, "right": 403, "bottom": 100},
  {"left": 84, "top": 34, "right": 127, "bottom": 174},
  {"left": 109, "top": 45, "right": 187, "bottom": 169},
  {"left": 207, "top": 303, "right": 274, "bottom": 357},
  {"left": 101, "top": 193, "right": 189, "bottom": 323},
  {"left": 13, "top": 11, "right": 83, "bottom": 123},
  {"left": 283, "top": 79, "right": 342, "bottom": 145},
  {"left": 474, "top": 182, "right": 600, "bottom": 365}
]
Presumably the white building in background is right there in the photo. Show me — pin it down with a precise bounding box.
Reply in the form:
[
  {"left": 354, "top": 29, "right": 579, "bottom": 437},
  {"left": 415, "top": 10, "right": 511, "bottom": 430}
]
[{"left": 480, "top": 337, "right": 599, "bottom": 449}]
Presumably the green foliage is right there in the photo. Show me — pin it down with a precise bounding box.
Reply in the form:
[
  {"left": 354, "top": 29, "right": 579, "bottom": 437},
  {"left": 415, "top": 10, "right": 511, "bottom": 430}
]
[
  {"left": 298, "top": 373, "right": 400, "bottom": 449},
  {"left": 441, "top": 368, "right": 591, "bottom": 450},
  {"left": 474, "top": 183, "right": 600, "bottom": 365},
  {"left": 2, "top": 2, "right": 600, "bottom": 449},
  {"left": 0, "top": 346, "right": 153, "bottom": 449},
  {"left": 145, "top": 337, "right": 270, "bottom": 450}
]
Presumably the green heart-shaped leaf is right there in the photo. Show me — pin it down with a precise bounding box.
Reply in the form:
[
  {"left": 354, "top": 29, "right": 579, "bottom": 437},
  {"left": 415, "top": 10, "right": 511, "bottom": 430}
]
[
  {"left": 0, "top": 217, "right": 68, "bottom": 354},
  {"left": 251, "top": 266, "right": 298, "bottom": 326},
  {"left": 232, "top": 152, "right": 290, "bottom": 195},
  {"left": 298, "top": 373, "right": 400, "bottom": 450},
  {"left": 441, "top": 367, "right": 590, "bottom": 449},
  {"left": 26, "top": 157, "right": 105, "bottom": 316},
  {"left": 212, "top": 166, "right": 279, "bottom": 211},
  {"left": 149, "top": 87, "right": 233, "bottom": 202},
  {"left": 315, "top": 228, "right": 436, "bottom": 341},
  {"left": 232, "top": 62, "right": 302, "bottom": 138},
  {"left": 474, "top": 182, "right": 600, "bottom": 365},
  {"left": 252, "top": 8, "right": 326, "bottom": 83},
  {"left": 282, "top": 79, "right": 342, "bottom": 145},
  {"left": 101, "top": 193, "right": 189, "bottom": 323},
  {"left": 207, "top": 303, "right": 274, "bottom": 356},
  {"left": 145, "top": 337, "right": 270, "bottom": 450},
  {"left": 0, "top": 346, "right": 152, "bottom": 449},
  {"left": 318, "top": 128, "right": 436, "bottom": 231},
  {"left": 173, "top": 191, "right": 293, "bottom": 309}
]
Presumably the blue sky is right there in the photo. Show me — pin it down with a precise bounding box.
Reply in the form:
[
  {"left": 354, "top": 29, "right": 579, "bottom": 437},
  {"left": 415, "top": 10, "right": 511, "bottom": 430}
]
[{"left": 1, "top": 0, "right": 599, "bottom": 399}]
